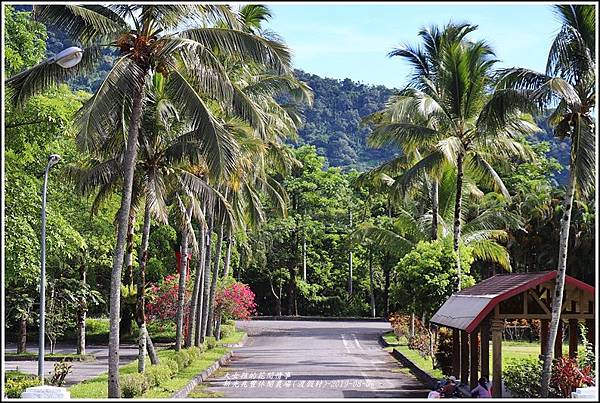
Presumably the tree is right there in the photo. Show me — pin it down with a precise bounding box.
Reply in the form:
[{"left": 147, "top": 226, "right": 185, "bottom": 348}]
[
  {"left": 5, "top": 4, "right": 292, "bottom": 396},
  {"left": 496, "top": 4, "right": 596, "bottom": 396}
]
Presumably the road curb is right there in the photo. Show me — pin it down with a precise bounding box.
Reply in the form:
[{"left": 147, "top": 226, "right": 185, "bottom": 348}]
[
  {"left": 171, "top": 334, "right": 248, "bottom": 398},
  {"left": 251, "top": 315, "right": 386, "bottom": 322},
  {"left": 379, "top": 332, "right": 438, "bottom": 390}
]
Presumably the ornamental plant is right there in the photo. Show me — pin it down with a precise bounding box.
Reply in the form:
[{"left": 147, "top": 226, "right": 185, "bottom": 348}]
[
  {"left": 215, "top": 277, "right": 257, "bottom": 320},
  {"left": 146, "top": 274, "right": 192, "bottom": 322},
  {"left": 550, "top": 356, "right": 595, "bottom": 398}
]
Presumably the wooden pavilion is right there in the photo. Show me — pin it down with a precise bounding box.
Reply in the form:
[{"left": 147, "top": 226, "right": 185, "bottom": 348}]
[{"left": 430, "top": 271, "right": 595, "bottom": 397}]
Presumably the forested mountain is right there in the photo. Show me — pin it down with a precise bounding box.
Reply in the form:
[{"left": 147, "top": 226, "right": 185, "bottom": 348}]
[{"left": 23, "top": 3, "right": 568, "bottom": 183}]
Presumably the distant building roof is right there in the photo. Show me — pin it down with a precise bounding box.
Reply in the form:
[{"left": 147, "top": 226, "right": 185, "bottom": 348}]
[{"left": 430, "top": 271, "right": 594, "bottom": 333}]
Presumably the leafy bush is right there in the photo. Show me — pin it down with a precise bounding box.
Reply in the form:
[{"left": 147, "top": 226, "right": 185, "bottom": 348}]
[
  {"left": 187, "top": 346, "right": 205, "bottom": 360},
  {"left": 220, "top": 324, "right": 235, "bottom": 339},
  {"left": 174, "top": 350, "right": 191, "bottom": 371},
  {"left": 120, "top": 373, "right": 149, "bottom": 398},
  {"left": 434, "top": 327, "right": 453, "bottom": 376},
  {"left": 225, "top": 319, "right": 236, "bottom": 328},
  {"left": 205, "top": 336, "right": 217, "bottom": 350},
  {"left": 48, "top": 360, "right": 72, "bottom": 386},
  {"left": 215, "top": 277, "right": 257, "bottom": 320},
  {"left": 504, "top": 357, "right": 559, "bottom": 398},
  {"left": 163, "top": 358, "right": 179, "bottom": 377},
  {"left": 4, "top": 377, "right": 41, "bottom": 398},
  {"left": 144, "top": 364, "right": 172, "bottom": 387},
  {"left": 551, "top": 356, "right": 595, "bottom": 398}
]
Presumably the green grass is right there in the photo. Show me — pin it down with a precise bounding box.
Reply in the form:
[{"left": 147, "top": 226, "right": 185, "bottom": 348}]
[
  {"left": 383, "top": 331, "right": 587, "bottom": 377},
  {"left": 69, "top": 332, "right": 246, "bottom": 399},
  {"left": 82, "top": 318, "right": 176, "bottom": 343},
  {"left": 5, "top": 352, "right": 95, "bottom": 361},
  {"left": 217, "top": 330, "right": 245, "bottom": 346}
]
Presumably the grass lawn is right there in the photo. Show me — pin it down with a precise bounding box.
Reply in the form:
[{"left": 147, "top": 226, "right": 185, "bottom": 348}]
[
  {"left": 82, "top": 318, "right": 176, "bottom": 343},
  {"left": 383, "top": 331, "right": 586, "bottom": 379},
  {"left": 69, "top": 331, "right": 246, "bottom": 399},
  {"left": 5, "top": 352, "right": 95, "bottom": 361}
]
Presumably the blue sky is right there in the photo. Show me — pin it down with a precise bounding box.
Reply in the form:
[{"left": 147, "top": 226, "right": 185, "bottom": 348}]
[{"left": 263, "top": 3, "right": 561, "bottom": 89}]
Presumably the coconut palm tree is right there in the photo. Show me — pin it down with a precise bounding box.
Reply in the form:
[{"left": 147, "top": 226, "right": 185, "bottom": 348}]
[
  {"left": 495, "top": 4, "right": 595, "bottom": 396},
  {"left": 373, "top": 22, "right": 538, "bottom": 290},
  {"left": 5, "top": 5, "right": 292, "bottom": 395}
]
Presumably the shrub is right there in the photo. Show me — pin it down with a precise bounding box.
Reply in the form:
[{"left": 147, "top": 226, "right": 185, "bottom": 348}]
[
  {"left": 220, "top": 324, "right": 235, "bottom": 339},
  {"left": 434, "top": 327, "right": 453, "bottom": 376},
  {"left": 163, "top": 358, "right": 179, "bottom": 376},
  {"left": 4, "top": 377, "right": 41, "bottom": 398},
  {"left": 120, "top": 373, "right": 149, "bottom": 398},
  {"left": 48, "top": 360, "right": 72, "bottom": 386},
  {"left": 504, "top": 357, "right": 560, "bottom": 398},
  {"left": 551, "top": 356, "right": 595, "bottom": 398},
  {"left": 174, "top": 350, "right": 191, "bottom": 371},
  {"left": 225, "top": 319, "right": 236, "bottom": 328},
  {"left": 205, "top": 336, "right": 217, "bottom": 350},
  {"left": 215, "top": 277, "right": 257, "bottom": 320},
  {"left": 187, "top": 346, "right": 205, "bottom": 361},
  {"left": 144, "top": 364, "right": 172, "bottom": 387}
]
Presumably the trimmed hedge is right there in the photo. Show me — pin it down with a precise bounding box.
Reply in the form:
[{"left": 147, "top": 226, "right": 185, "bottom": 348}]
[
  {"left": 4, "top": 377, "right": 42, "bottom": 398},
  {"left": 145, "top": 364, "right": 172, "bottom": 387},
  {"left": 205, "top": 336, "right": 217, "bottom": 350},
  {"left": 220, "top": 324, "right": 235, "bottom": 339},
  {"left": 174, "top": 350, "right": 191, "bottom": 371}
]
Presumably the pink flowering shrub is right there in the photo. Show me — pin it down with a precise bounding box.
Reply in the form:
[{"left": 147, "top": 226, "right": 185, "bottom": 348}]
[
  {"left": 146, "top": 274, "right": 191, "bottom": 322},
  {"left": 215, "top": 279, "right": 257, "bottom": 320}
]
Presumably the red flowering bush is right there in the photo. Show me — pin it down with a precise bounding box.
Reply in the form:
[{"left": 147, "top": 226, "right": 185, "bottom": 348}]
[
  {"left": 215, "top": 278, "right": 257, "bottom": 320},
  {"left": 146, "top": 274, "right": 192, "bottom": 322},
  {"left": 550, "top": 356, "right": 595, "bottom": 397}
]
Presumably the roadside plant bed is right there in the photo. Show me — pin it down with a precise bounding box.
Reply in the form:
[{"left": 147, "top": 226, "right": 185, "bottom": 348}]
[
  {"left": 381, "top": 331, "right": 444, "bottom": 380},
  {"left": 69, "top": 331, "right": 246, "bottom": 399},
  {"left": 5, "top": 352, "right": 96, "bottom": 362},
  {"left": 4, "top": 371, "right": 41, "bottom": 398}
]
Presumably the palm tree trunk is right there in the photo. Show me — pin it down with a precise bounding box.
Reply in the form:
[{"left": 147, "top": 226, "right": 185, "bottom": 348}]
[
  {"left": 368, "top": 246, "right": 376, "bottom": 318},
  {"left": 431, "top": 178, "right": 439, "bottom": 241},
  {"left": 200, "top": 207, "right": 214, "bottom": 341},
  {"left": 453, "top": 151, "right": 464, "bottom": 291},
  {"left": 187, "top": 211, "right": 206, "bottom": 347},
  {"left": 207, "top": 220, "right": 225, "bottom": 337},
  {"left": 108, "top": 76, "right": 146, "bottom": 398},
  {"left": 175, "top": 205, "right": 192, "bottom": 351},
  {"left": 136, "top": 196, "right": 157, "bottom": 370},
  {"left": 540, "top": 167, "right": 577, "bottom": 397},
  {"left": 223, "top": 230, "right": 233, "bottom": 277},
  {"left": 120, "top": 211, "right": 136, "bottom": 339},
  {"left": 194, "top": 236, "right": 206, "bottom": 346},
  {"left": 76, "top": 261, "right": 87, "bottom": 355}
]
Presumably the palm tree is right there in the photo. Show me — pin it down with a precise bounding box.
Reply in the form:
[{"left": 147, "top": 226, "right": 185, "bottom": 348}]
[
  {"left": 5, "top": 5, "right": 292, "bottom": 395},
  {"left": 374, "top": 22, "right": 538, "bottom": 290},
  {"left": 496, "top": 5, "right": 595, "bottom": 396}
]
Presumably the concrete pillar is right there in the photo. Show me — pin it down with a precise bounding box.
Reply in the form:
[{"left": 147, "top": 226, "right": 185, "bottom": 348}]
[
  {"left": 452, "top": 328, "right": 460, "bottom": 377},
  {"left": 460, "top": 330, "right": 469, "bottom": 383},
  {"left": 554, "top": 320, "right": 563, "bottom": 358},
  {"left": 491, "top": 320, "right": 503, "bottom": 398},
  {"left": 569, "top": 319, "right": 578, "bottom": 358},
  {"left": 480, "top": 322, "right": 490, "bottom": 380},
  {"left": 540, "top": 319, "right": 549, "bottom": 358},
  {"left": 470, "top": 329, "right": 480, "bottom": 389}
]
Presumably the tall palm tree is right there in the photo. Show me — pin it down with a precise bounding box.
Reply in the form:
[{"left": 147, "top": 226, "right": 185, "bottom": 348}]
[
  {"left": 5, "top": 5, "right": 292, "bottom": 396},
  {"left": 496, "top": 4, "right": 595, "bottom": 396},
  {"left": 374, "top": 22, "right": 538, "bottom": 290}
]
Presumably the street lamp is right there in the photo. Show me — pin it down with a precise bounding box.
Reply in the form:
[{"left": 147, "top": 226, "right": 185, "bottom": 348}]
[
  {"left": 38, "top": 154, "right": 61, "bottom": 382},
  {"left": 50, "top": 46, "right": 84, "bottom": 68}
]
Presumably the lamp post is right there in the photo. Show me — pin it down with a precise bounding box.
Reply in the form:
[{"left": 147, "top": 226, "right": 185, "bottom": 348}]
[{"left": 38, "top": 154, "right": 61, "bottom": 382}]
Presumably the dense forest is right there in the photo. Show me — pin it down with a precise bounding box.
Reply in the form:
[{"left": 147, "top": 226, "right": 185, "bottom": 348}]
[{"left": 3, "top": 4, "right": 595, "bottom": 398}]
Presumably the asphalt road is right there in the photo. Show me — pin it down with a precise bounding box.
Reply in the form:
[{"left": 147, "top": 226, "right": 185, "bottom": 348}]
[
  {"left": 204, "top": 320, "right": 430, "bottom": 398},
  {"left": 4, "top": 343, "right": 139, "bottom": 386}
]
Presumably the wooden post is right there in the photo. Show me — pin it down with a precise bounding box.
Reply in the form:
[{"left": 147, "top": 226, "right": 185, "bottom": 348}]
[
  {"left": 569, "top": 319, "right": 578, "bottom": 358},
  {"left": 540, "top": 319, "right": 549, "bottom": 358},
  {"left": 452, "top": 328, "right": 460, "bottom": 377},
  {"left": 480, "top": 322, "right": 490, "bottom": 380},
  {"left": 491, "top": 320, "right": 503, "bottom": 398},
  {"left": 554, "top": 320, "right": 563, "bottom": 358},
  {"left": 460, "top": 330, "right": 469, "bottom": 384},
  {"left": 470, "top": 329, "right": 480, "bottom": 389}
]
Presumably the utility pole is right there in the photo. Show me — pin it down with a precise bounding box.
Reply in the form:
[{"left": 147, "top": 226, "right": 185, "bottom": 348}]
[
  {"left": 302, "top": 208, "right": 307, "bottom": 281},
  {"left": 348, "top": 207, "right": 353, "bottom": 295}
]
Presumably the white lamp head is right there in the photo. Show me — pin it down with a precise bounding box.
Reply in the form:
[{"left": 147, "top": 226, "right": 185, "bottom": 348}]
[
  {"left": 52, "top": 47, "right": 84, "bottom": 69},
  {"left": 48, "top": 154, "right": 61, "bottom": 168}
]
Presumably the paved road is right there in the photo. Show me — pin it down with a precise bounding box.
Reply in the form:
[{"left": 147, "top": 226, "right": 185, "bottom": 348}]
[
  {"left": 204, "top": 320, "right": 430, "bottom": 398},
  {"left": 4, "top": 343, "right": 139, "bottom": 386}
]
